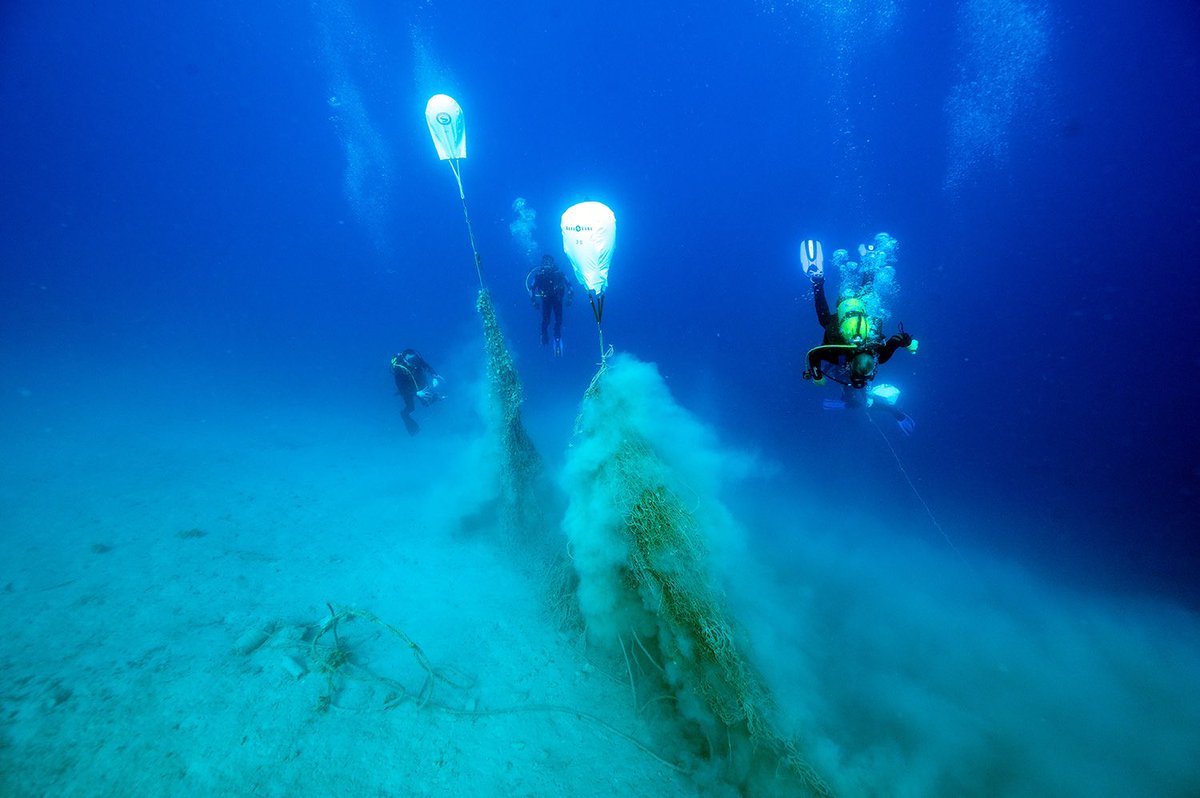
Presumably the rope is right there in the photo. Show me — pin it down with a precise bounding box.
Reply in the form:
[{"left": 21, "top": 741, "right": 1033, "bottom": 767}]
[
  {"left": 448, "top": 158, "right": 484, "bottom": 289},
  {"left": 588, "top": 292, "right": 607, "bottom": 364},
  {"left": 279, "top": 604, "right": 683, "bottom": 773},
  {"left": 863, "top": 408, "right": 976, "bottom": 576}
]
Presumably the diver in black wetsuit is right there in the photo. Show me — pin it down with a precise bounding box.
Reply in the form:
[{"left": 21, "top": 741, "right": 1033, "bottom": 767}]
[
  {"left": 805, "top": 256, "right": 917, "bottom": 433},
  {"left": 811, "top": 275, "right": 913, "bottom": 372},
  {"left": 526, "top": 255, "right": 573, "bottom": 356},
  {"left": 390, "top": 348, "right": 443, "bottom": 437}
]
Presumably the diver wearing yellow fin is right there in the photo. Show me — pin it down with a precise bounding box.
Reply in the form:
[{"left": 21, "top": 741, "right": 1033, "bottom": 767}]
[{"left": 800, "top": 238, "right": 919, "bottom": 434}]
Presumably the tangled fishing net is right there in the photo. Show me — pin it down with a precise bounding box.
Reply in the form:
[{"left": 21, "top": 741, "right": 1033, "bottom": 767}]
[
  {"left": 476, "top": 288, "right": 546, "bottom": 543},
  {"left": 562, "top": 354, "right": 832, "bottom": 796}
]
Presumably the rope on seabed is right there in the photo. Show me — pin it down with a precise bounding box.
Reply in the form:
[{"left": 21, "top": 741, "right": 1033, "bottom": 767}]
[{"left": 268, "top": 605, "right": 685, "bottom": 774}]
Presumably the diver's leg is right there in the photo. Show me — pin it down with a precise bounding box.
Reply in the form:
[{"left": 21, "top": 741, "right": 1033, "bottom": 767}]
[
  {"left": 540, "top": 300, "right": 551, "bottom": 344},
  {"left": 868, "top": 399, "right": 914, "bottom": 435},
  {"left": 552, "top": 299, "right": 563, "bottom": 340},
  {"left": 842, "top": 385, "right": 867, "bottom": 408},
  {"left": 401, "top": 392, "right": 419, "bottom": 436}
]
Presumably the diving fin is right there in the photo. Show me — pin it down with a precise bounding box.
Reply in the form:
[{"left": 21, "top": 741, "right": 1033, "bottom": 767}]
[
  {"left": 869, "top": 383, "right": 901, "bottom": 406},
  {"left": 800, "top": 239, "right": 824, "bottom": 279}
]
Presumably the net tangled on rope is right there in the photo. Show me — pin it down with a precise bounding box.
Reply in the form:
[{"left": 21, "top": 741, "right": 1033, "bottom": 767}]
[
  {"left": 565, "top": 355, "right": 832, "bottom": 797},
  {"left": 477, "top": 289, "right": 545, "bottom": 540}
]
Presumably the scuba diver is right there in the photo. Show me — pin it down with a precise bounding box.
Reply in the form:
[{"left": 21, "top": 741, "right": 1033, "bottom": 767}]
[
  {"left": 525, "top": 254, "right": 573, "bottom": 356},
  {"left": 800, "top": 239, "right": 919, "bottom": 435},
  {"left": 390, "top": 348, "right": 444, "bottom": 437}
]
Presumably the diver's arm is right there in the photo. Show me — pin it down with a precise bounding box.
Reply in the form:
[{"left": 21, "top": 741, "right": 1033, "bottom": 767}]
[
  {"left": 428, "top": 363, "right": 445, "bottom": 385},
  {"left": 416, "top": 363, "right": 443, "bottom": 396},
  {"left": 876, "top": 332, "right": 913, "bottom": 365},
  {"left": 813, "top": 278, "right": 833, "bottom": 327},
  {"left": 415, "top": 355, "right": 440, "bottom": 381}
]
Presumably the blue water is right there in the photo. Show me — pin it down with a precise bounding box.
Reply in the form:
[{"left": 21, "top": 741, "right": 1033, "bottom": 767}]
[
  {"left": 7, "top": 0, "right": 1194, "bottom": 600},
  {"left": 2, "top": 0, "right": 1198, "bottom": 794}
]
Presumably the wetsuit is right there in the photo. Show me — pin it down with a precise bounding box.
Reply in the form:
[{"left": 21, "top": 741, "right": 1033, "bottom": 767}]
[
  {"left": 809, "top": 275, "right": 916, "bottom": 433},
  {"left": 530, "top": 266, "right": 572, "bottom": 345},
  {"left": 391, "top": 352, "right": 439, "bottom": 435},
  {"left": 812, "top": 277, "right": 911, "bottom": 363}
]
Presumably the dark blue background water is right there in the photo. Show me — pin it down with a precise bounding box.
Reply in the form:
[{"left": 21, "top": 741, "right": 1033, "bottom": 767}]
[{"left": 2, "top": 0, "right": 1197, "bottom": 603}]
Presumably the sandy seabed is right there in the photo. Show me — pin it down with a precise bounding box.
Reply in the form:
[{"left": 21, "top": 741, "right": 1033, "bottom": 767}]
[
  {"left": 0, "top": 388, "right": 694, "bottom": 797},
  {"left": 5, "top": 362, "right": 1200, "bottom": 798}
]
